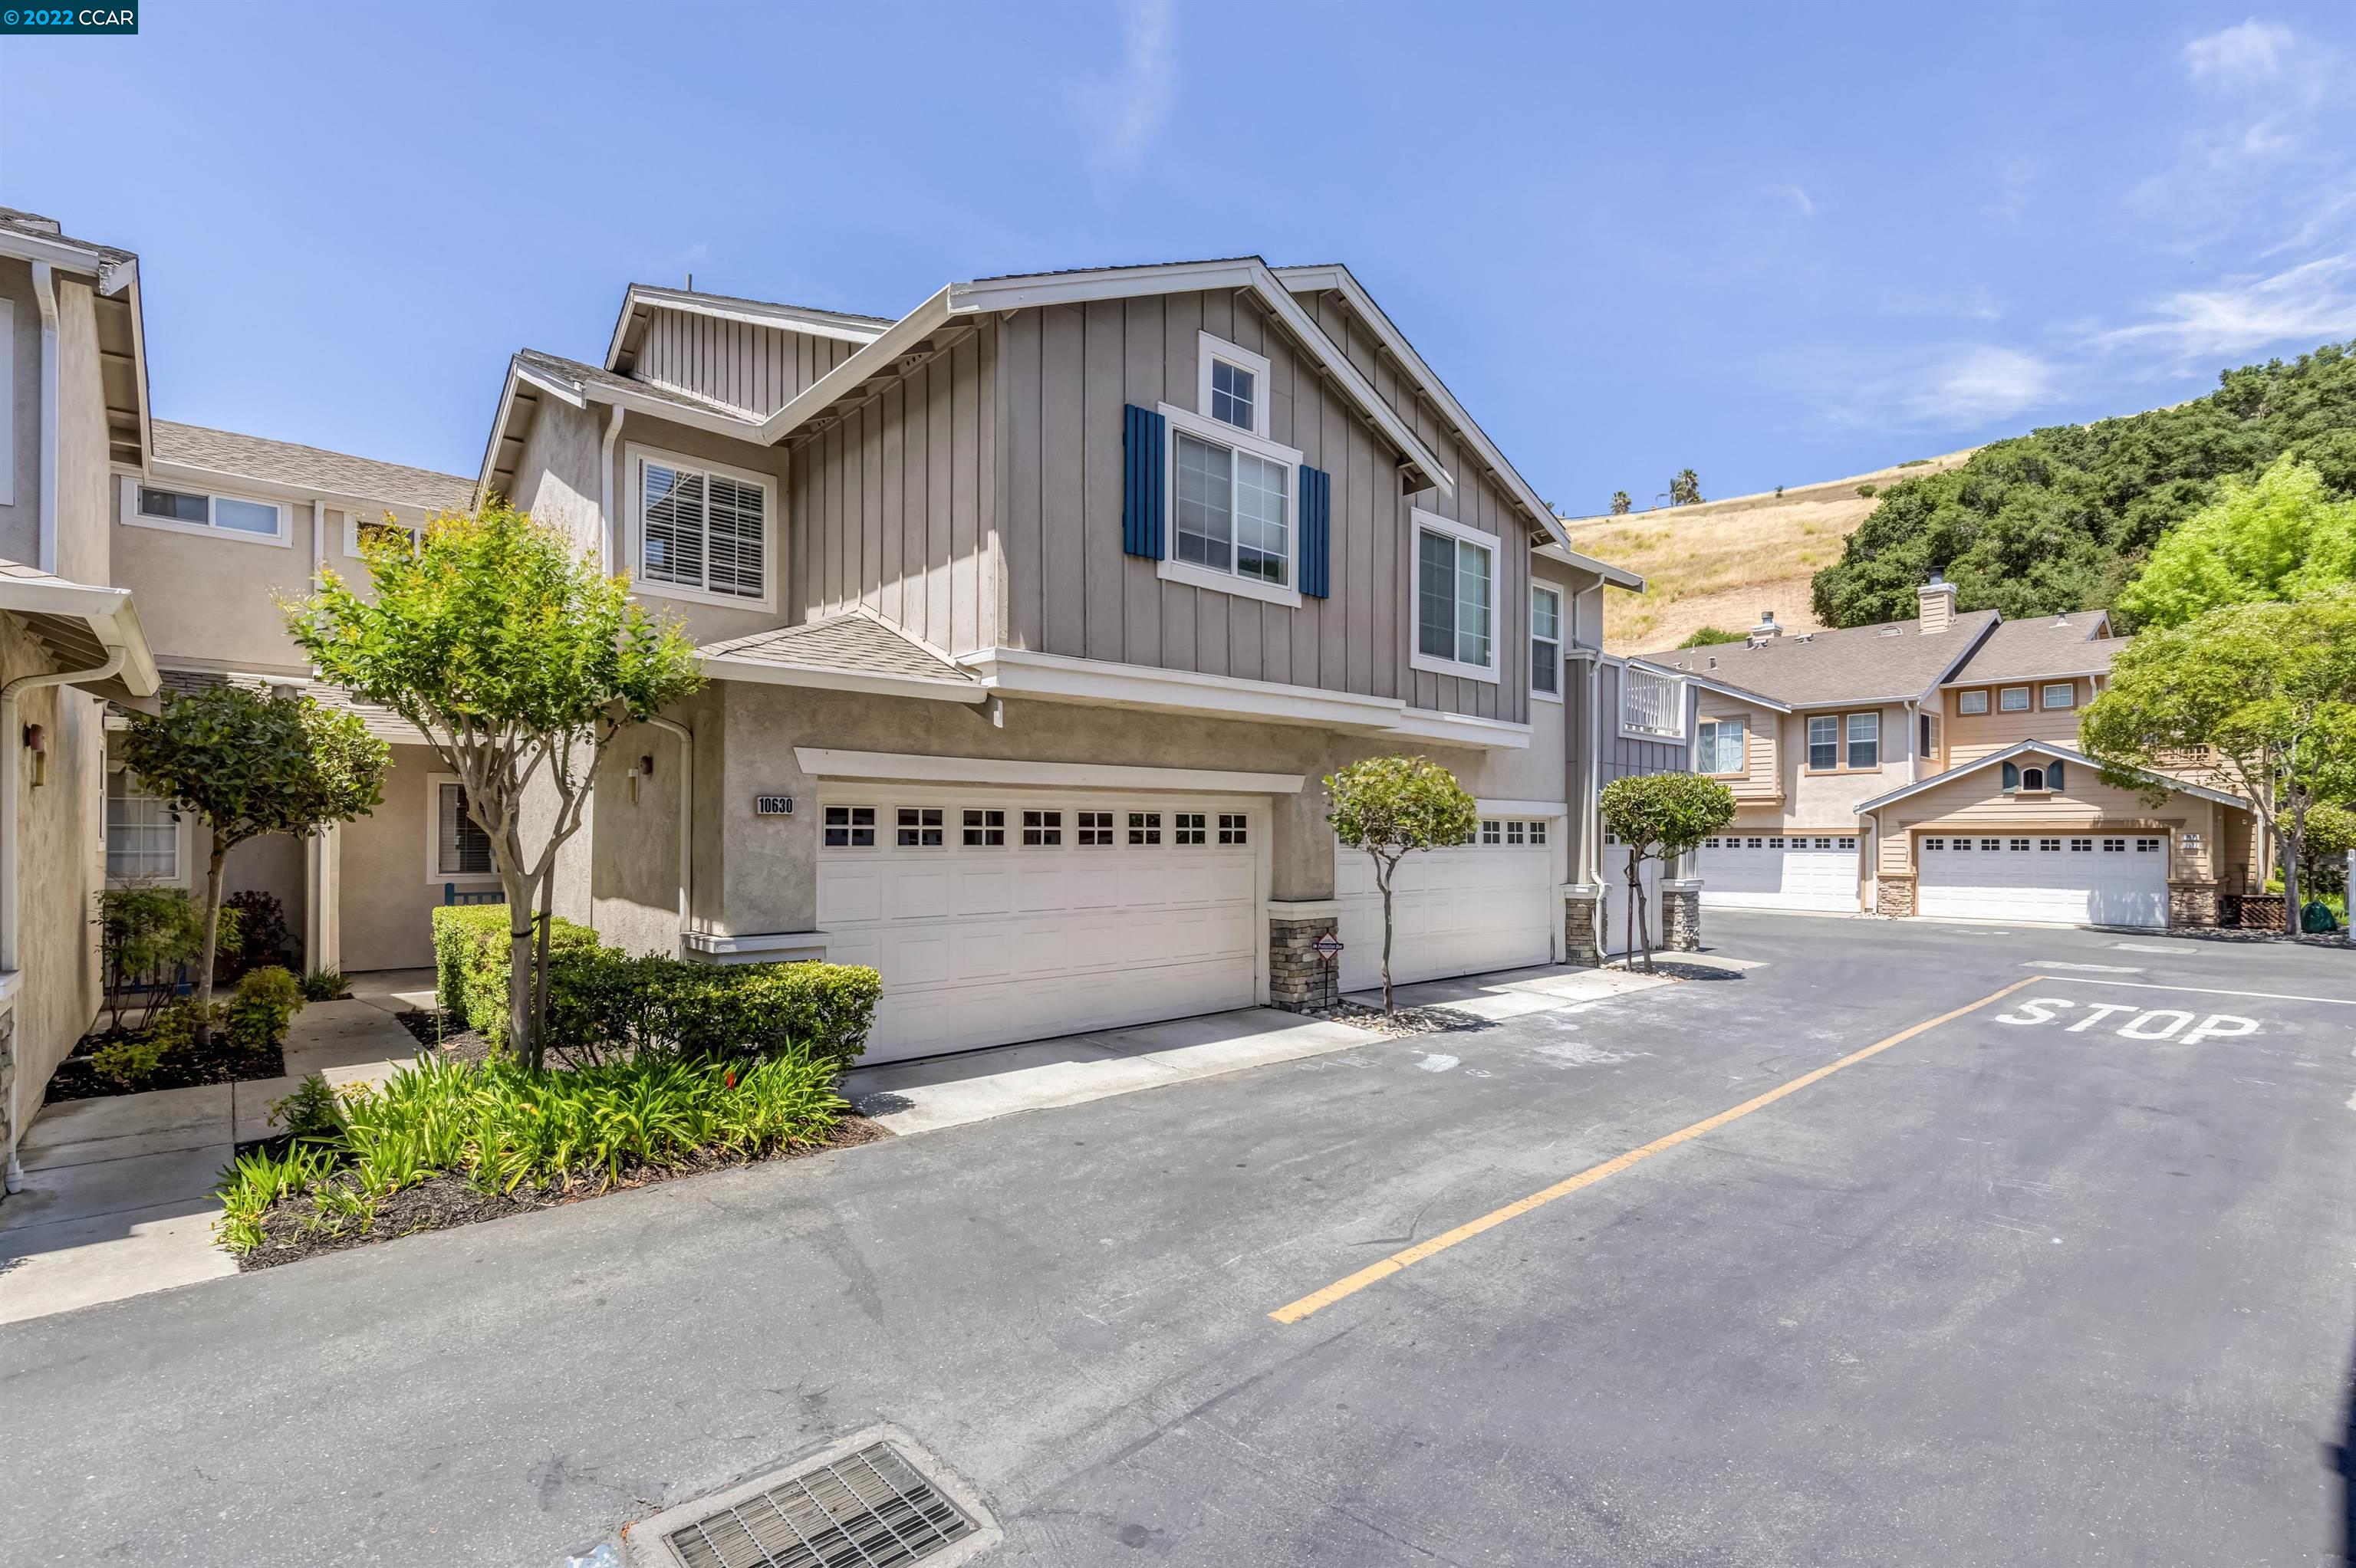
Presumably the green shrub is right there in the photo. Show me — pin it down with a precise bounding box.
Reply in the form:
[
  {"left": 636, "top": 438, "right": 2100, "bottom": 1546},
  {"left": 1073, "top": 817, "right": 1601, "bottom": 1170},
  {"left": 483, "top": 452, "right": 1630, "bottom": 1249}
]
[
  {"left": 89, "top": 1036, "right": 167, "bottom": 1080},
  {"left": 298, "top": 968, "right": 348, "bottom": 1001},
  {"left": 1856, "top": 483, "right": 1877, "bottom": 498},
  {"left": 94, "top": 886, "right": 229, "bottom": 1034},
  {"left": 431, "top": 905, "right": 597, "bottom": 1039},
  {"left": 212, "top": 1047, "right": 847, "bottom": 1254},
  {"left": 269, "top": 1072, "right": 346, "bottom": 1139},
  {"left": 221, "top": 890, "right": 294, "bottom": 979},
  {"left": 225, "top": 966, "right": 305, "bottom": 1052}
]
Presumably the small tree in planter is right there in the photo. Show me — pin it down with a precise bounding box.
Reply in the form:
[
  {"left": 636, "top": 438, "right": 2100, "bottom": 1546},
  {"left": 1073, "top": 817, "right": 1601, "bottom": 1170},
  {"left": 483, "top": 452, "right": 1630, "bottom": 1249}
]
[
  {"left": 286, "top": 503, "right": 705, "bottom": 1068},
  {"left": 1598, "top": 772, "right": 1737, "bottom": 971},
  {"left": 116, "top": 687, "right": 388, "bottom": 1042},
  {"left": 1325, "top": 755, "right": 1479, "bottom": 1015}
]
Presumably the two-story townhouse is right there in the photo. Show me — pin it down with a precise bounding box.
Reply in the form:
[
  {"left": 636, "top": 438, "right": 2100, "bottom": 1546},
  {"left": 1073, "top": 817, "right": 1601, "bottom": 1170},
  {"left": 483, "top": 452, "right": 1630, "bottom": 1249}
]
[
  {"left": 0, "top": 209, "right": 163, "bottom": 1189},
  {"left": 1637, "top": 577, "right": 2258, "bottom": 929},
  {"left": 475, "top": 260, "right": 1686, "bottom": 1061}
]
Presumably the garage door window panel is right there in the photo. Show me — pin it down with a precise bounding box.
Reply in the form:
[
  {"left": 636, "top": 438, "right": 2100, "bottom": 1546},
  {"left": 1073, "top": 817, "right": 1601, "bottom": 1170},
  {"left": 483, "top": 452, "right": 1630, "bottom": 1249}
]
[
  {"left": 897, "top": 807, "right": 945, "bottom": 847},
  {"left": 823, "top": 806, "right": 877, "bottom": 849}
]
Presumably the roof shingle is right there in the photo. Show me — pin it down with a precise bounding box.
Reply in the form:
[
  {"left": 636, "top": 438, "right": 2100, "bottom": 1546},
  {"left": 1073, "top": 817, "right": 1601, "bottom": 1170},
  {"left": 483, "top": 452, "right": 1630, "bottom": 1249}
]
[
  {"left": 1943, "top": 613, "right": 2121, "bottom": 685},
  {"left": 699, "top": 614, "right": 976, "bottom": 686},
  {"left": 152, "top": 421, "right": 474, "bottom": 513},
  {"left": 1637, "top": 610, "right": 2000, "bottom": 708}
]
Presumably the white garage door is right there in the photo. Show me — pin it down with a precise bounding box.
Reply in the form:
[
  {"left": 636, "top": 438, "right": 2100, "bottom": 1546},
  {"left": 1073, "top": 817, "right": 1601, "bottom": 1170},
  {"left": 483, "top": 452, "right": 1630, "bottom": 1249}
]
[
  {"left": 1700, "top": 833, "right": 1859, "bottom": 912},
  {"left": 1600, "top": 842, "right": 1664, "bottom": 957},
  {"left": 819, "top": 789, "right": 1262, "bottom": 1063},
  {"left": 1917, "top": 833, "right": 2170, "bottom": 927},
  {"left": 1338, "top": 814, "right": 1555, "bottom": 991}
]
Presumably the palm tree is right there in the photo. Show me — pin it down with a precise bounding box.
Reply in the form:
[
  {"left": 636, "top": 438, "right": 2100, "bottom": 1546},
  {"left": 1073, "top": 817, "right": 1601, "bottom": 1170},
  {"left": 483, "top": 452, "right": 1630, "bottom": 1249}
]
[
  {"left": 1670, "top": 468, "right": 1703, "bottom": 505},
  {"left": 1609, "top": 490, "right": 1633, "bottom": 515}
]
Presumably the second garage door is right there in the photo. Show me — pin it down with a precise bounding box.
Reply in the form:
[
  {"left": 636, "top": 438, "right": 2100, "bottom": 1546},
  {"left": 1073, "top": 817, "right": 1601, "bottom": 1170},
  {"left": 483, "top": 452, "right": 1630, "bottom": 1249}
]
[
  {"left": 1916, "top": 832, "right": 2170, "bottom": 926},
  {"left": 1699, "top": 833, "right": 1860, "bottom": 912},
  {"left": 1338, "top": 814, "right": 1556, "bottom": 991},
  {"left": 819, "top": 788, "right": 1264, "bottom": 1063}
]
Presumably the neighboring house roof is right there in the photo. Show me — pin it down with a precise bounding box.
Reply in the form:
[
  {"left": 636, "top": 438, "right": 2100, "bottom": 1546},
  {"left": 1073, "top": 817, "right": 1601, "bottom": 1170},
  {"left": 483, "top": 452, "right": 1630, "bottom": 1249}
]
[
  {"left": 152, "top": 421, "right": 474, "bottom": 514},
  {"left": 1637, "top": 609, "right": 1999, "bottom": 708},
  {"left": 697, "top": 612, "right": 985, "bottom": 704},
  {"left": 0, "top": 206, "right": 133, "bottom": 266},
  {"left": 481, "top": 349, "right": 771, "bottom": 500},
  {"left": 0, "top": 554, "right": 159, "bottom": 700},
  {"left": 127, "top": 666, "right": 425, "bottom": 744},
  {"left": 1852, "top": 739, "right": 2252, "bottom": 815},
  {"left": 1943, "top": 612, "right": 2120, "bottom": 685}
]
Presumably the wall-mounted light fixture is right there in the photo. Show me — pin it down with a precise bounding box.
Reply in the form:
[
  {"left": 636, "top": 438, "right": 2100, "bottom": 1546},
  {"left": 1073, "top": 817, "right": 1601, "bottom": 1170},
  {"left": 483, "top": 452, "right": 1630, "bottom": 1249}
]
[{"left": 21, "top": 725, "right": 45, "bottom": 789}]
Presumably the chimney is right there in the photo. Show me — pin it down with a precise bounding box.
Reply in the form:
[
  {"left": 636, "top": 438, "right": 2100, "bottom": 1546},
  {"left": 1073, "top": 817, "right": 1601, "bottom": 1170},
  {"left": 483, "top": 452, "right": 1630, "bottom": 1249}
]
[
  {"left": 1917, "top": 573, "right": 1956, "bottom": 634},
  {"left": 1748, "top": 609, "right": 1782, "bottom": 645}
]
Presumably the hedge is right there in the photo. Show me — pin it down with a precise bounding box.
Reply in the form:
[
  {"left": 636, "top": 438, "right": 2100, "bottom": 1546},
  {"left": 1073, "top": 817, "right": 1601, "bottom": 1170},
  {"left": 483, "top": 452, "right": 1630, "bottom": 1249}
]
[{"left": 428, "top": 906, "right": 880, "bottom": 1072}]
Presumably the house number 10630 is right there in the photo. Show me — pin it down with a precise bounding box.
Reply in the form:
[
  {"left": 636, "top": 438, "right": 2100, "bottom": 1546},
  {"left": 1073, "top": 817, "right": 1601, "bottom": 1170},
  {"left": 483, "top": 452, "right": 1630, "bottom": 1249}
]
[{"left": 753, "top": 795, "right": 795, "bottom": 817}]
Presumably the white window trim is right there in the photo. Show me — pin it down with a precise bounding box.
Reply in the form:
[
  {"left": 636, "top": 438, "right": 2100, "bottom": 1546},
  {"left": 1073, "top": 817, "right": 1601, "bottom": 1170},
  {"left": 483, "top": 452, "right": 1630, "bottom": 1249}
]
[
  {"left": 2041, "top": 682, "right": 2077, "bottom": 710},
  {"left": 624, "top": 442, "right": 778, "bottom": 613},
  {"left": 1957, "top": 689, "right": 1989, "bottom": 715},
  {"left": 1697, "top": 715, "right": 1746, "bottom": 776},
  {"left": 1617, "top": 660, "right": 1686, "bottom": 741},
  {"left": 427, "top": 773, "right": 501, "bottom": 886},
  {"left": 104, "top": 761, "right": 192, "bottom": 889},
  {"left": 1531, "top": 583, "right": 1564, "bottom": 704},
  {"left": 1410, "top": 508, "right": 1501, "bottom": 685},
  {"left": 341, "top": 505, "right": 433, "bottom": 560},
  {"left": 1196, "top": 331, "right": 1272, "bottom": 440},
  {"left": 1155, "top": 401, "right": 1303, "bottom": 609},
  {"left": 117, "top": 474, "right": 293, "bottom": 549},
  {"left": 1998, "top": 685, "right": 2032, "bottom": 712}
]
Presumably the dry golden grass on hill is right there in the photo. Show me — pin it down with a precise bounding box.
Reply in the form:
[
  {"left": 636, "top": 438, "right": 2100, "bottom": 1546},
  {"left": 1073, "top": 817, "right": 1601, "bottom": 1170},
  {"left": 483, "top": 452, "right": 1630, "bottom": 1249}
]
[{"left": 1568, "top": 449, "right": 1976, "bottom": 654}]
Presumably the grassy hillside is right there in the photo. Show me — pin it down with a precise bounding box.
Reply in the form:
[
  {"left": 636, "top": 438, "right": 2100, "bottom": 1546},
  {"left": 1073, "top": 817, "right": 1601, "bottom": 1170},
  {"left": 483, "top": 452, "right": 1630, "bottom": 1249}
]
[
  {"left": 1566, "top": 451, "right": 1976, "bottom": 653},
  {"left": 1811, "top": 340, "right": 2356, "bottom": 629}
]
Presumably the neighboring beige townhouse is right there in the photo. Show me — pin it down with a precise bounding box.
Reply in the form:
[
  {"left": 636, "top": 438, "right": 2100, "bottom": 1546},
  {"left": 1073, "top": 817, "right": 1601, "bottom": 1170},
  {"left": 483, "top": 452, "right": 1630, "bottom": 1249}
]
[
  {"left": 1637, "top": 577, "right": 2259, "bottom": 929},
  {"left": 3, "top": 220, "right": 1692, "bottom": 1139},
  {"left": 478, "top": 261, "right": 1687, "bottom": 1060},
  {"left": 0, "top": 209, "right": 163, "bottom": 1191}
]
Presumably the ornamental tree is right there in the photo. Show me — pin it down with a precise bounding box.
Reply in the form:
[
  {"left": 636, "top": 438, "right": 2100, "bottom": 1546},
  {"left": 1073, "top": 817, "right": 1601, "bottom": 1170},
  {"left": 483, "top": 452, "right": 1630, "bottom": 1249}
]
[
  {"left": 1598, "top": 771, "right": 1737, "bottom": 971},
  {"left": 2080, "top": 589, "right": 2356, "bottom": 927},
  {"left": 116, "top": 687, "right": 387, "bottom": 1040},
  {"left": 285, "top": 503, "right": 705, "bottom": 1067},
  {"left": 2118, "top": 455, "right": 2356, "bottom": 629},
  {"left": 1325, "top": 755, "right": 1479, "bottom": 1015}
]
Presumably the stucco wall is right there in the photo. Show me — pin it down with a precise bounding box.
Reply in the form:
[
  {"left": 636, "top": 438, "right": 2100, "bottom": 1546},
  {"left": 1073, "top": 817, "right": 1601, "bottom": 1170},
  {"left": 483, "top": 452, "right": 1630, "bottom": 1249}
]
[
  {"left": 4, "top": 613, "right": 106, "bottom": 1126},
  {"left": 1779, "top": 702, "right": 1912, "bottom": 829},
  {"left": 698, "top": 679, "right": 1558, "bottom": 938},
  {"left": 590, "top": 720, "right": 689, "bottom": 956},
  {"left": 507, "top": 395, "right": 604, "bottom": 558},
  {"left": 610, "top": 409, "right": 794, "bottom": 649},
  {"left": 109, "top": 478, "right": 318, "bottom": 673},
  {"left": 337, "top": 743, "right": 444, "bottom": 973}
]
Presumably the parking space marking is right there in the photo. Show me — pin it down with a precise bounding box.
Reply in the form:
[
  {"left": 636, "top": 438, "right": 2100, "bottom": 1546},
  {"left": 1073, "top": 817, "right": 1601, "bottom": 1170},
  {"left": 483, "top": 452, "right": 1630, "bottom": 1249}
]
[
  {"left": 2031, "top": 962, "right": 2144, "bottom": 974},
  {"left": 2055, "top": 976, "right": 2356, "bottom": 1007},
  {"left": 1267, "top": 977, "right": 2042, "bottom": 1326}
]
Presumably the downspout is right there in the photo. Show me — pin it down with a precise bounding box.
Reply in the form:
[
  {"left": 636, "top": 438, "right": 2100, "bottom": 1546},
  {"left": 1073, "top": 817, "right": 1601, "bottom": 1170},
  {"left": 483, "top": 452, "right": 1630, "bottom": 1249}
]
[
  {"left": 598, "top": 404, "right": 622, "bottom": 575},
  {"left": 31, "top": 264, "right": 60, "bottom": 574},
  {"left": 1584, "top": 654, "right": 1603, "bottom": 886},
  {"left": 1905, "top": 699, "right": 1920, "bottom": 785},
  {"left": 647, "top": 715, "right": 693, "bottom": 941},
  {"left": 2, "top": 644, "right": 125, "bottom": 1192}
]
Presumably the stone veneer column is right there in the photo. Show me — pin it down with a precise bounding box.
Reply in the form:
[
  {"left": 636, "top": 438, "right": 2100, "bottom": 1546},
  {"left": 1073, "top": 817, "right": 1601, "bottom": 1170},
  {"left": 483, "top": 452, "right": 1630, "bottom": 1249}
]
[
  {"left": 1876, "top": 873, "right": 1916, "bottom": 917},
  {"left": 1660, "top": 879, "right": 1703, "bottom": 952},
  {"left": 2168, "top": 882, "right": 2219, "bottom": 929},
  {"left": 0, "top": 1000, "right": 16, "bottom": 1198},
  {"left": 1268, "top": 905, "right": 1341, "bottom": 1013},
  {"left": 1563, "top": 885, "right": 1606, "bottom": 968}
]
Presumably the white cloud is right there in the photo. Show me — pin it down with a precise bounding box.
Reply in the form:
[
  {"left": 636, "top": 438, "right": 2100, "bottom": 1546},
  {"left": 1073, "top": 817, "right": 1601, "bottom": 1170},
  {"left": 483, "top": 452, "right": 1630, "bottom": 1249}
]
[
  {"left": 1764, "top": 182, "right": 1815, "bottom": 218},
  {"left": 2093, "top": 252, "right": 2356, "bottom": 363},
  {"left": 2184, "top": 18, "right": 2295, "bottom": 86},
  {"left": 1084, "top": 0, "right": 1175, "bottom": 172},
  {"left": 1902, "top": 346, "right": 2060, "bottom": 425}
]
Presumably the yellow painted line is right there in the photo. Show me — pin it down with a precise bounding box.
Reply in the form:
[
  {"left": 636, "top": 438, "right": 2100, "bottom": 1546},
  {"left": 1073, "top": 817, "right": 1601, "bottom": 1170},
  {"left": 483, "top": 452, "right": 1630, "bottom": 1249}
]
[{"left": 1268, "top": 975, "right": 2044, "bottom": 1325}]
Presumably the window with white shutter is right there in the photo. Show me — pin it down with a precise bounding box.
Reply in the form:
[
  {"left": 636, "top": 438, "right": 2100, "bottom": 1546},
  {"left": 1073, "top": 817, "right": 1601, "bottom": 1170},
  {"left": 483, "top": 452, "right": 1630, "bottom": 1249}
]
[
  {"left": 632, "top": 445, "right": 771, "bottom": 605},
  {"left": 436, "top": 781, "right": 495, "bottom": 878}
]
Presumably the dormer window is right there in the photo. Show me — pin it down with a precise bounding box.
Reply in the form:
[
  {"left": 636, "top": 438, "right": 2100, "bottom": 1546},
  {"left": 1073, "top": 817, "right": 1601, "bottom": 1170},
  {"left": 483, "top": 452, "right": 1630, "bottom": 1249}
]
[
  {"left": 1197, "top": 334, "right": 1270, "bottom": 439},
  {"left": 2020, "top": 766, "right": 2045, "bottom": 793}
]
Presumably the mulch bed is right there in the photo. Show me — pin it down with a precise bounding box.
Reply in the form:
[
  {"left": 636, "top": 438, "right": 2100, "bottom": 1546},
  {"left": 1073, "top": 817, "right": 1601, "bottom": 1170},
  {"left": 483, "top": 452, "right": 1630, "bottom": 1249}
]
[
  {"left": 44, "top": 1030, "right": 285, "bottom": 1103},
  {"left": 1315, "top": 1001, "right": 1491, "bottom": 1037},
  {"left": 232, "top": 1113, "right": 893, "bottom": 1271},
  {"left": 393, "top": 1006, "right": 498, "bottom": 1063}
]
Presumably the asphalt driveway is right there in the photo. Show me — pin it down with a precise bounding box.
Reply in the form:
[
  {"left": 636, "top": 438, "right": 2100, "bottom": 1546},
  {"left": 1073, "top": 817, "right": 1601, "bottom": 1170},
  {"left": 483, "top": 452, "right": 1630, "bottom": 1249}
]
[{"left": 2, "top": 914, "right": 2351, "bottom": 1566}]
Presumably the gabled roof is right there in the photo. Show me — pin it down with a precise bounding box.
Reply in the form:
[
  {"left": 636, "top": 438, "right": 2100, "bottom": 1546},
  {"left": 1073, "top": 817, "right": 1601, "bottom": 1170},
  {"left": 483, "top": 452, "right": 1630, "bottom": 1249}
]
[
  {"left": 479, "top": 349, "right": 768, "bottom": 498},
  {"left": 152, "top": 421, "right": 474, "bottom": 514},
  {"left": 1943, "top": 612, "right": 2120, "bottom": 685},
  {"left": 604, "top": 283, "right": 892, "bottom": 376},
  {"left": 697, "top": 611, "right": 984, "bottom": 703},
  {"left": 1853, "top": 739, "right": 2252, "bottom": 815},
  {"left": 0, "top": 209, "right": 150, "bottom": 468},
  {"left": 1638, "top": 610, "right": 2000, "bottom": 709},
  {"left": 126, "top": 666, "right": 423, "bottom": 742}
]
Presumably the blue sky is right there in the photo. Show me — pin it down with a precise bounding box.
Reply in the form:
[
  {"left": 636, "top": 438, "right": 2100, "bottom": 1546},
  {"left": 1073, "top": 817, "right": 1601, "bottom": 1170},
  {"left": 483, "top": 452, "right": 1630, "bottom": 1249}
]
[{"left": 8, "top": 1, "right": 2356, "bottom": 515}]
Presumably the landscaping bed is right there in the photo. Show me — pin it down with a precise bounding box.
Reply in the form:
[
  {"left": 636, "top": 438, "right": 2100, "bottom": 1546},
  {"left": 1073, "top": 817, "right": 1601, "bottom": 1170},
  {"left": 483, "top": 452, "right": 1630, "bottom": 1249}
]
[
  {"left": 46, "top": 1029, "right": 285, "bottom": 1102},
  {"left": 232, "top": 1113, "right": 890, "bottom": 1270}
]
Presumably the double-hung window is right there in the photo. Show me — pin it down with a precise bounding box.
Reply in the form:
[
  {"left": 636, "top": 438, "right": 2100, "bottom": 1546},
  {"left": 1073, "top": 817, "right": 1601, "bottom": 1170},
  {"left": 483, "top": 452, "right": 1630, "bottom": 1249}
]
[
  {"left": 1413, "top": 512, "right": 1498, "bottom": 681},
  {"left": 2042, "top": 682, "right": 2076, "bottom": 710},
  {"left": 105, "top": 768, "right": 182, "bottom": 884},
  {"left": 434, "top": 780, "right": 495, "bottom": 879},
  {"left": 633, "top": 445, "right": 770, "bottom": 606},
  {"left": 121, "top": 476, "right": 288, "bottom": 545},
  {"left": 1846, "top": 712, "right": 1881, "bottom": 769},
  {"left": 1531, "top": 584, "right": 1563, "bottom": 698},
  {"left": 1999, "top": 686, "right": 2031, "bottom": 712},
  {"left": 1957, "top": 689, "right": 1989, "bottom": 715},
  {"left": 1698, "top": 715, "right": 1746, "bottom": 775},
  {"left": 1807, "top": 714, "right": 1841, "bottom": 771},
  {"left": 1157, "top": 335, "right": 1300, "bottom": 609}
]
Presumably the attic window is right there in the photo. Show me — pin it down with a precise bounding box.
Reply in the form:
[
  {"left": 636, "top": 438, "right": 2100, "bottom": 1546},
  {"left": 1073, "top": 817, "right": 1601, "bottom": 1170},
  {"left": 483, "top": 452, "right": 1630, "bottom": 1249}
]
[{"left": 1197, "top": 333, "right": 1270, "bottom": 440}]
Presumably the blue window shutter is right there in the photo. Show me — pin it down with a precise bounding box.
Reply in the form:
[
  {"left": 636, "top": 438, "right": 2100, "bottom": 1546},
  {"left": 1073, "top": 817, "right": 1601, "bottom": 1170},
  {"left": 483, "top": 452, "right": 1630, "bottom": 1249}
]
[
  {"left": 2001, "top": 761, "right": 2019, "bottom": 791},
  {"left": 1123, "top": 405, "right": 1165, "bottom": 559},
  {"left": 1298, "top": 464, "right": 1331, "bottom": 598},
  {"left": 2046, "top": 758, "right": 2065, "bottom": 790}
]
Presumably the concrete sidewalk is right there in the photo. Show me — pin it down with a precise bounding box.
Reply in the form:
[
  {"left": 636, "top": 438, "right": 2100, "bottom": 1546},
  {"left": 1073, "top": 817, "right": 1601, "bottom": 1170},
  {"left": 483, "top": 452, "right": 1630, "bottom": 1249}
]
[
  {"left": 0, "top": 998, "right": 419, "bottom": 1325},
  {"left": 1344, "top": 962, "right": 1677, "bottom": 1021}
]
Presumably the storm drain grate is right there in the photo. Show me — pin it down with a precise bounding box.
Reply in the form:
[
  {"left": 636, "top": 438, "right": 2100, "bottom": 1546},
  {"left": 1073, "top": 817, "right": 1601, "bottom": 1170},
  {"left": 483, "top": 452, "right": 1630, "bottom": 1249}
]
[{"left": 666, "top": 1441, "right": 977, "bottom": 1568}]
